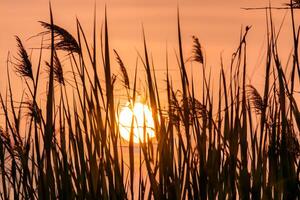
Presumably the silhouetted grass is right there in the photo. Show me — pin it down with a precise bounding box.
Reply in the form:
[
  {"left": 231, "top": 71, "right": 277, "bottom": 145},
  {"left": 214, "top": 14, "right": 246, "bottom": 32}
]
[{"left": 0, "top": 2, "right": 299, "bottom": 200}]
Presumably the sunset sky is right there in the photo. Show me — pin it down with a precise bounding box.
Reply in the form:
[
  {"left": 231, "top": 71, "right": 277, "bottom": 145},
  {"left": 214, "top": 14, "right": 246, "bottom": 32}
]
[
  {"left": 0, "top": 0, "right": 294, "bottom": 95},
  {"left": 0, "top": 2, "right": 299, "bottom": 199}
]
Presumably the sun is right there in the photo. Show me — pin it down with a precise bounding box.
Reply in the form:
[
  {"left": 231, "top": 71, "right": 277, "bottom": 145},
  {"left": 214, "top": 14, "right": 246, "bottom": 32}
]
[{"left": 118, "top": 102, "right": 155, "bottom": 143}]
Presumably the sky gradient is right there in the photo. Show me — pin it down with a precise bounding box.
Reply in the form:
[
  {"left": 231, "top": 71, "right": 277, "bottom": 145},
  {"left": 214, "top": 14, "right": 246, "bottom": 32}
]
[{"left": 0, "top": 0, "right": 295, "bottom": 96}]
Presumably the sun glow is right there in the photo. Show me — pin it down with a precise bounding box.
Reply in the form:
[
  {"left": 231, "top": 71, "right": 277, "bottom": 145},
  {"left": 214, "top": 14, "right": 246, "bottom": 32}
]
[{"left": 118, "top": 102, "right": 155, "bottom": 143}]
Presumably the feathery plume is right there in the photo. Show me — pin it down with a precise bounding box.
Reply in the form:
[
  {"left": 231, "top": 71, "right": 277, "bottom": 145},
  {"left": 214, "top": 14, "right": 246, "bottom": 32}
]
[
  {"left": 114, "top": 50, "right": 130, "bottom": 89},
  {"left": 192, "top": 35, "right": 204, "bottom": 64},
  {"left": 25, "top": 100, "right": 42, "bottom": 124},
  {"left": 14, "top": 36, "right": 33, "bottom": 80},
  {"left": 39, "top": 21, "right": 80, "bottom": 54},
  {"left": 187, "top": 97, "right": 208, "bottom": 119},
  {"left": 246, "top": 85, "right": 264, "bottom": 114},
  {"left": 46, "top": 51, "right": 65, "bottom": 85}
]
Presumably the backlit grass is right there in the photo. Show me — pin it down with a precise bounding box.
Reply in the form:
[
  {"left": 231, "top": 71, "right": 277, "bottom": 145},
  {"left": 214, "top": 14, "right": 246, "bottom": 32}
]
[{"left": 0, "top": 2, "right": 299, "bottom": 200}]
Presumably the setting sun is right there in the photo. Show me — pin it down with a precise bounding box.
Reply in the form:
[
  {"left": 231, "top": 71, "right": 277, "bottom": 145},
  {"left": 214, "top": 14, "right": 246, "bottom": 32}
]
[{"left": 118, "top": 102, "right": 155, "bottom": 143}]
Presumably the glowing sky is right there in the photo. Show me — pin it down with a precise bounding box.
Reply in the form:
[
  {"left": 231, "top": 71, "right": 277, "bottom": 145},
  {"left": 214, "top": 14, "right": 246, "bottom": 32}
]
[{"left": 0, "top": 0, "right": 294, "bottom": 95}]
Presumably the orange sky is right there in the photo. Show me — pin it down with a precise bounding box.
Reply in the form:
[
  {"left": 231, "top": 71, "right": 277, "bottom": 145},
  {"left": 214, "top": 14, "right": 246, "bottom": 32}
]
[{"left": 0, "top": 0, "right": 295, "bottom": 98}]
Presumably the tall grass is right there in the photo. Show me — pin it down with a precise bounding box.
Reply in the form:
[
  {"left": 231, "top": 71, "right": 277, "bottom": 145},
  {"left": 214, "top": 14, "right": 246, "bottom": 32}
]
[{"left": 0, "top": 2, "right": 299, "bottom": 200}]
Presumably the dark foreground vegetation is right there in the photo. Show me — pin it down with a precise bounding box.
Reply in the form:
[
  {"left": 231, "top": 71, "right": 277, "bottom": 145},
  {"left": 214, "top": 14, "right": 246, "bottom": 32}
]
[{"left": 0, "top": 2, "right": 299, "bottom": 200}]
